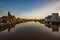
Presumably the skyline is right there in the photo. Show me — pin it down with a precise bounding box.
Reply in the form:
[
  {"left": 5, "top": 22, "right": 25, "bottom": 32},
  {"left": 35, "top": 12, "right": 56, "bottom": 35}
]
[{"left": 0, "top": 0, "right": 60, "bottom": 19}]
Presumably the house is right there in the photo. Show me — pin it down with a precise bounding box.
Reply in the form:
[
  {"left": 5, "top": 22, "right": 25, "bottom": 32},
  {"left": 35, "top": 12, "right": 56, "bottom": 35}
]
[
  {"left": 44, "top": 13, "right": 60, "bottom": 24},
  {"left": 44, "top": 15, "right": 52, "bottom": 24},
  {"left": 51, "top": 13, "right": 59, "bottom": 22}
]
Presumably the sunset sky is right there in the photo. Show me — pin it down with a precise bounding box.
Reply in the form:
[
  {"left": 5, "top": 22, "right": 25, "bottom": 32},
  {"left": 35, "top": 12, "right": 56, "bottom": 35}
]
[{"left": 0, "top": 0, "right": 60, "bottom": 19}]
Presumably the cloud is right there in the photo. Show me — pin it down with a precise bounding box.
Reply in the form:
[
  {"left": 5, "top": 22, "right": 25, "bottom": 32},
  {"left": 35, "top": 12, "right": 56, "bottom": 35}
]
[{"left": 22, "top": 0, "right": 60, "bottom": 19}]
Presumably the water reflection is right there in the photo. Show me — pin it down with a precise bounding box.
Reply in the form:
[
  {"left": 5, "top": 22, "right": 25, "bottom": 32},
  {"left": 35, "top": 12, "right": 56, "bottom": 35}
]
[
  {"left": 8, "top": 24, "right": 16, "bottom": 32},
  {"left": 45, "top": 24, "right": 60, "bottom": 32},
  {"left": 0, "top": 21, "right": 60, "bottom": 32},
  {"left": 0, "top": 24, "right": 16, "bottom": 32},
  {"left": 0, "top": 22, "right": 60, "bottom": 40}
]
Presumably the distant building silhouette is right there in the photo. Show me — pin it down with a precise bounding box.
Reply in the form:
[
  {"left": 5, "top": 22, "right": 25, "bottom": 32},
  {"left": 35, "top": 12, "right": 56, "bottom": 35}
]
[{"left": 0, "top": 11, "right": 17, "bottom": 23}]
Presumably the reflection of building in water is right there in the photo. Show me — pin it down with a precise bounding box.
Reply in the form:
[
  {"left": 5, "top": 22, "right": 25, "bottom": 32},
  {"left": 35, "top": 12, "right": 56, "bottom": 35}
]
[
  {"left": 45, "top": 24, "right": 59, "bottom": 31},
  {"left": 0, "top": 24, "right": 16, "bottom": 32},
  {"left": 45, "top": 24, "right": 52, "bottom": 28},
  {"left": 0, "top": 11, "right": 16, "bottom": 23},
  {"left": 52, "top": 25, "right": 59, "bottom": 31},
  {"left": 8, "top": 24, "right": 16, "bottom": 32}
]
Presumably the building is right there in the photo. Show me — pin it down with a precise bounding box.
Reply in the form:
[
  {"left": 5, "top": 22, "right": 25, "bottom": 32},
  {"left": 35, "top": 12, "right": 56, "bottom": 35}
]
[
  {"left": 0, "top": 17, "right": 3, "bottom": 23},
  {"left": 44, "top": 15, "right": 52, "bottom": 24},
  {"left": 51, "top": 13, "right": 59, "bottom": 22},
  {"left": 1, "top": 11, "right": 17, "bottom": 23},
  {"left": 44, "top": 13, "right": 60, "bottom": 24}
]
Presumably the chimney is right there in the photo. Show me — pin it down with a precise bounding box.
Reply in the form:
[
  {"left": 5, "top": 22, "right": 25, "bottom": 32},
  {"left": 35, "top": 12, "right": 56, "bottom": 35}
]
[{"left": 8, "top": 11, "right": 11, "bottom": 16}]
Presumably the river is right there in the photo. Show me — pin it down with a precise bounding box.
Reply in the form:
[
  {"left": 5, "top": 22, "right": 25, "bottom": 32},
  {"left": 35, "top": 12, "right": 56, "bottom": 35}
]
[{"left": 0, "top": 21, "right": 60, "bottom": 40}]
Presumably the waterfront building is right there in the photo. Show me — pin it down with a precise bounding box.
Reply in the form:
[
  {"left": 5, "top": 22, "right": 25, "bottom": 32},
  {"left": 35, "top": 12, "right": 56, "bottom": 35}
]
[
  {"left": 1, "top": 11, "right": 16, "bottom": 23},
  {"left": 51, "top": 13, "right": 59, "bottom": 22},
  {"left": 44, "top": 15, "right": 52, "bottom": 24},
  {"left": 0, "top": 19, "right": 2, "bottom": 23},
  {"left": 44, "top": 13, "right": 60, "bottom": 24}
]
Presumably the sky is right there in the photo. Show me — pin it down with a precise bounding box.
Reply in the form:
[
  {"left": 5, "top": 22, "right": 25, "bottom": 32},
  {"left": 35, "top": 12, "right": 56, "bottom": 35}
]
[{"left": 0, "top": 0, "right": 60, "bottom": 19}]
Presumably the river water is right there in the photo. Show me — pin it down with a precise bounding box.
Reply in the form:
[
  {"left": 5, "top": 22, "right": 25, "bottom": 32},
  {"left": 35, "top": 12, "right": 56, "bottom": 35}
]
[{"left": 0, "top": 21, "right": 60, "bottom": 40}]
